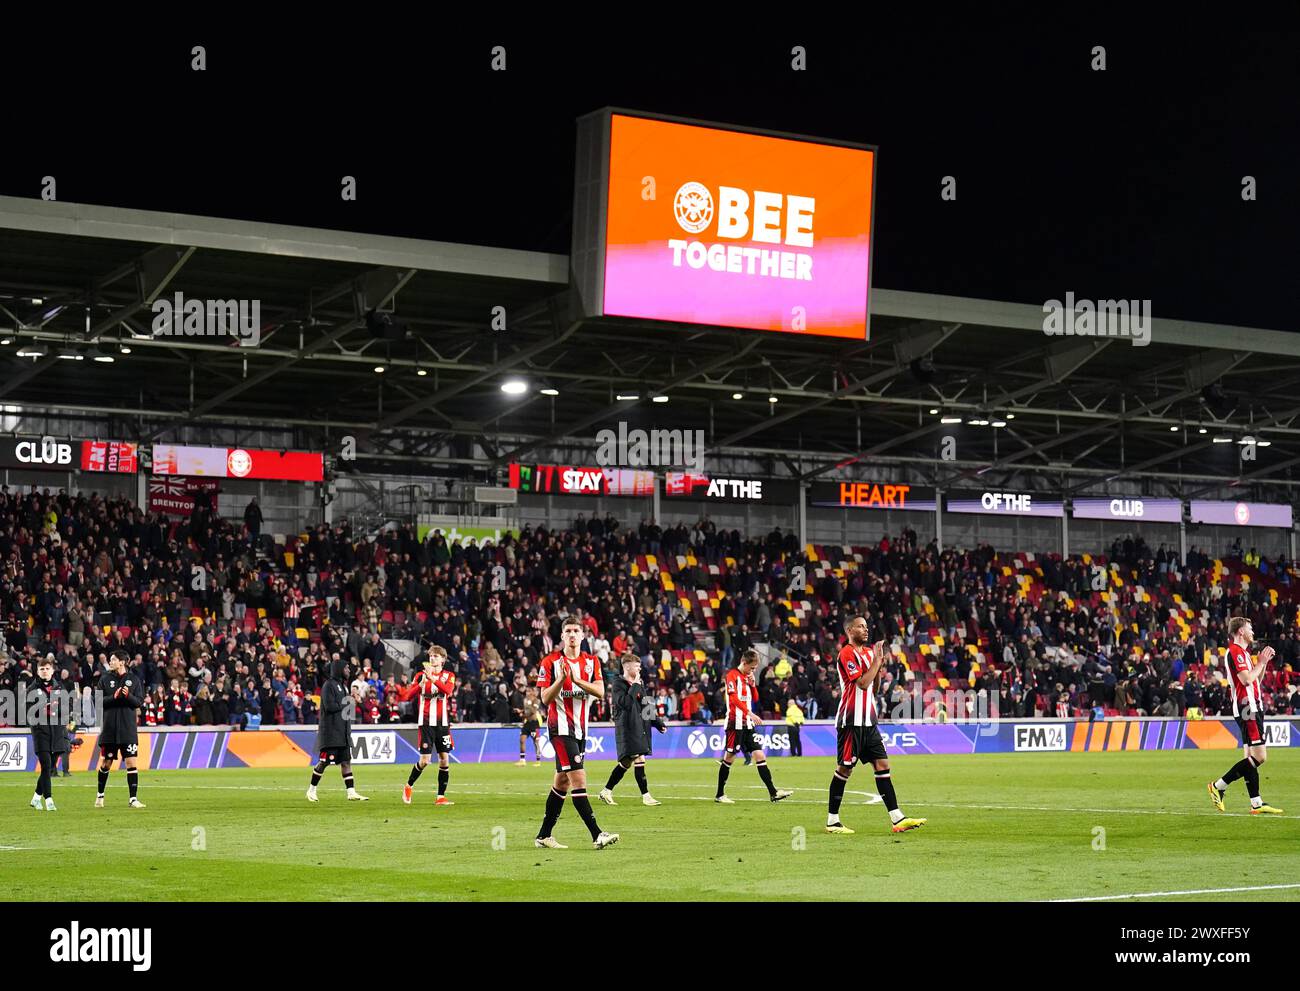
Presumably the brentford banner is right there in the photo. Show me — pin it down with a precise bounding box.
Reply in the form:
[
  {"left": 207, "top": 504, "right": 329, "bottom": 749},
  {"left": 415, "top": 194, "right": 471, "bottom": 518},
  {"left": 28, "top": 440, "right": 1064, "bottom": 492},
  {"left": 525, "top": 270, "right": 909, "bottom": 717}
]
[
  {"left": 148, "top": 476, "right": 221, "bottom": 517},
  {"left": 151, "top": 444, "right": 323, "bottom": 482}
]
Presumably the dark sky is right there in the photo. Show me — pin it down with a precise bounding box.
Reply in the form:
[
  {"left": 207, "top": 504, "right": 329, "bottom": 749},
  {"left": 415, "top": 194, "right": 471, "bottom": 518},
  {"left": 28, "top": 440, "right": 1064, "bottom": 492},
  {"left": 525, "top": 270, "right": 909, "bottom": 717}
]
[{"left": 3, "top": 27, "right": 1296, "bottom": 329}]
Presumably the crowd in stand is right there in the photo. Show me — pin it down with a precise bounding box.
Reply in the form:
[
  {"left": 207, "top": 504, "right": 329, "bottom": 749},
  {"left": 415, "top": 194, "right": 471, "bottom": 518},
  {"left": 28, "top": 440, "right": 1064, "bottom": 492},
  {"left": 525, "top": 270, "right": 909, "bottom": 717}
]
[{"left": 1, "top": 484, "right": 1297, "bottom": 735}]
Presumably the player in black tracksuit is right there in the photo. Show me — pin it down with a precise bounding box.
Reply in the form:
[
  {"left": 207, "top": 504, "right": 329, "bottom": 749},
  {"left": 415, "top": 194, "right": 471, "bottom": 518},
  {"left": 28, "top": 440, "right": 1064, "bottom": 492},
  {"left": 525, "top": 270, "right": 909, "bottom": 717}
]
[
  {"left": 598, "top": 653, "right": 667, "bottom": 807},
  {"left": 96, "top": 651, "right": 145, "bottom": 808},
  {"left": 25, "top": 656, "right": 69, "bottom": 811},
  {"left": 306, "top": 660, "right": 368, "bottom": 802}
]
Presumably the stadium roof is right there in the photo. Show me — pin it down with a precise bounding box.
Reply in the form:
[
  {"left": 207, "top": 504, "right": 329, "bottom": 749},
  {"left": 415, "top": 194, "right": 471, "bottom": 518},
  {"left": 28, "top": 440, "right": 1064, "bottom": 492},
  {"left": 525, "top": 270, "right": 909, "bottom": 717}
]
[{"left": 1, "top": 194, "right": 1297, "bottom": 499}]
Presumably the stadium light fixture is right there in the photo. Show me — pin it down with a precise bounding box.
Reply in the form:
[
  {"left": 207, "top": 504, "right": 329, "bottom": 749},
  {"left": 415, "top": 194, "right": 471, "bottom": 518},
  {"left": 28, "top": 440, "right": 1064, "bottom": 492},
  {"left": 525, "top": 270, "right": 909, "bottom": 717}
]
[
  {"left": 31, "top": 297, "right": 43, "bottom": 305},
  {"left": 1258, "top": 440, "right": 1272, "bottom": 447},
  {"left": 1198, "top": 427, "right": 1207, "bottom": 434},
  {"left": 768, "top": 396, "right": 779, "bottom": 404},
  {"left": 119, "top": 345, "right": 131, "bottom": 355},
  {"left": 1212, "top": 436, "right": 1232, "bottom": 443},
  {"left": 374, "top": 365, "right": 386, "bottom": 374},
  {"left": 732, "top": 392, "right": 744, "bottom": 400},
  {"left": 16, "top": 342, "right": 48, "bottom": 358},
  {"left": 615, "top": 393, "right": 639, "bottom": 401},
  {"left": 991, "top": 419, "right": 1007, "bottom": 428},
  {"left": 0, "top": 338, "right": 9, "bottom": 345},
  {"left": 1005, "top": 413, "right": 1015, "bottom": 419},
  {"left": 540, "top": 387, "right": 559, "bottom": 396},
  {"left": 89, "top": 346, "right": 115, "bottom": 363},
  {"left": 416, "top": 368, "right": 428, "bottom": 377},
  {"left": 940, "top": 416, "right": 962, "bottom": 424},
  {"left": 56, "top": 347, "right": 83, "bottom": 360},
  {"left": 928, "top": 408, "right": 939, "bottom": 415},
  {"left": 1170, "top": 425, "right": 1178, "bottom": 432},
  {"left": 652, "top": 395, "right": 669, "bottom": 404},
  {"left": 501, "top": 379, "right": 528, "bottom": 395}
]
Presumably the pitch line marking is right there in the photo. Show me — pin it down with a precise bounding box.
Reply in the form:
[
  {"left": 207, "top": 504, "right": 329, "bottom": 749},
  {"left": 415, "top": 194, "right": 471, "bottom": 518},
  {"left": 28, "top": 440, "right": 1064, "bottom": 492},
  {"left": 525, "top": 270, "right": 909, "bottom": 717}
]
[
  {"left": 911, "top": 799, "right": 1300, "bottom": 820},
  {"left": 1048, "top": 882, "right": 1300, "bottom": 902}
]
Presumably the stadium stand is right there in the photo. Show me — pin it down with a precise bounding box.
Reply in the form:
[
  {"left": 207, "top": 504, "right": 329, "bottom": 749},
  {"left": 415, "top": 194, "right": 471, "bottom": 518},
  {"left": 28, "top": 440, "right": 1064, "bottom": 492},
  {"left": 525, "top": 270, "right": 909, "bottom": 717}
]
[{"left": 0, "top": 485, "right": 1297, "bottom": 733}]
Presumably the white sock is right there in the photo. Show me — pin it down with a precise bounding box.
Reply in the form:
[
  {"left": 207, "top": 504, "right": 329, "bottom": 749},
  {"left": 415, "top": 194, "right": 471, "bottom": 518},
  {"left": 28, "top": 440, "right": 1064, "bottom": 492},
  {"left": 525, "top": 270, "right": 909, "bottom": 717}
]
[
  {"left": 889, "top": 808, "right": 905, "bottom": 824},
  {"left": 827, "top": 814, "right": 840, "bottom": 826},
  {"left": 347, "top": 787, "right": 358, "bottom": 797},
  {"left": 1251, "top": 796, "right": 1263, "bottom": 808},
  {"left": 1214, "top": 778, "right": 1228, "bottom": 791}
]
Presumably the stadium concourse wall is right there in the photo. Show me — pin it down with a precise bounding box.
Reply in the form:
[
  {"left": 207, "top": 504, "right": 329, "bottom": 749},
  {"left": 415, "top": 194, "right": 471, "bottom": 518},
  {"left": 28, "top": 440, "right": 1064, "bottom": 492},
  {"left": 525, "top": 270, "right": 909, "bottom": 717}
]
[{"left": 1, "top": 718, "right": 1296, "bottom": 773}]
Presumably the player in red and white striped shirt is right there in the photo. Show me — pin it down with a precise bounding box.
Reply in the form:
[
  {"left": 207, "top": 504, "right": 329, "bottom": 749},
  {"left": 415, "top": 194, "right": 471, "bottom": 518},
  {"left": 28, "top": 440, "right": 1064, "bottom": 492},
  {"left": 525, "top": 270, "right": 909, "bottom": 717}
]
[
  {"left": 534, "top": 618, "right": 619, "bottom": 850},
  {"left": 1208, "top": 617, "right": 1283, "bottom": 814},
  {"left": 714, "top": 649, "right": 793, "bottom": 804},
  {"left": 398, "top": 645, "right": 457, "bottom": 807},
  {"left": 827, "top": 615, "right": 926, "bottom": 834}
]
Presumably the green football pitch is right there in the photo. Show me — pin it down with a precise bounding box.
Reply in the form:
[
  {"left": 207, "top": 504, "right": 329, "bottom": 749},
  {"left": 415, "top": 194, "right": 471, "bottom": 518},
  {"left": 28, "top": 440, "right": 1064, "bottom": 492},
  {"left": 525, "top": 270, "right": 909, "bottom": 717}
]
[{"left": 2, "top": 751, "right": 1296, "bottom": 902}]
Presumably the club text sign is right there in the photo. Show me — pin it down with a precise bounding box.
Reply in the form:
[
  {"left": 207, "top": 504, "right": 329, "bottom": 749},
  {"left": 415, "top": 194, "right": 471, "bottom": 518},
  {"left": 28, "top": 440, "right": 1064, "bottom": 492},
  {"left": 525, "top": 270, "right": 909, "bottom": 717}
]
[{"left": 1071, "top": 497, "right": 1182, "bottom": 522}]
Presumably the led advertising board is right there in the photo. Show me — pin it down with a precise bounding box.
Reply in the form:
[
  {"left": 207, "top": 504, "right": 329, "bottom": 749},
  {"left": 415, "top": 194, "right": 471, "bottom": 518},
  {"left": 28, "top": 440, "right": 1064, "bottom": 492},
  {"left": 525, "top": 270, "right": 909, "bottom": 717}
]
[{"left": 573, "top": 110, "right": 876, "bottom": 339}]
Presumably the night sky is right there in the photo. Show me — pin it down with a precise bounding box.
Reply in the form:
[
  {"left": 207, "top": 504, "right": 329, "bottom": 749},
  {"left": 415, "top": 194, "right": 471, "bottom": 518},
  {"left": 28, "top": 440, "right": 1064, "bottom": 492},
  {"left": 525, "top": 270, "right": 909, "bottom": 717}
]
[{"left": 3, "top": 27, "right": 1296, "bottom": 329}]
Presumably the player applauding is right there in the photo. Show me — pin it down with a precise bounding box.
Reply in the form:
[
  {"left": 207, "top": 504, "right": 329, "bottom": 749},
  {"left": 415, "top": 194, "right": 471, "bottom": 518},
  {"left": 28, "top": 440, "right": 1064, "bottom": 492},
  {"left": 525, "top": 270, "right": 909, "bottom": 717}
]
[
  {"left": 534, "top": 618, "right": 619, "bottom": 850},
  {"left": 826, "top": 616, "right": 926, "bottom": 834},
  {"left": 399, "top": 645, "right": 457, "bottom": 806},
  {"left": 1208, "top": 617, "right": 1283, "bottom": 815}
]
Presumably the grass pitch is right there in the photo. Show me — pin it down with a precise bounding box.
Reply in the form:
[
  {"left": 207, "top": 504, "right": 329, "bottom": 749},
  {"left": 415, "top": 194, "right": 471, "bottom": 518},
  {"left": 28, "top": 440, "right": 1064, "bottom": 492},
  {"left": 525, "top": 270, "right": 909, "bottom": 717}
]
[{"left": 2, "top": 751, "right": 1296, "bottom": 902}]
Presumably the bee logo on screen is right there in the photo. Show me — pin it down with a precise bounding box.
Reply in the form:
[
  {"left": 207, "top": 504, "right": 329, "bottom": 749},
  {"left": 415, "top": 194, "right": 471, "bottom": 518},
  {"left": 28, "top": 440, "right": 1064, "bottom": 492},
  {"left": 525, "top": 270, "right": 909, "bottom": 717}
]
[
  {"left": 667, "top": 181, "right": 816, "bottom": 283},
  {"left": 673, "top": 182, "right": 714, "bottom": 234}
]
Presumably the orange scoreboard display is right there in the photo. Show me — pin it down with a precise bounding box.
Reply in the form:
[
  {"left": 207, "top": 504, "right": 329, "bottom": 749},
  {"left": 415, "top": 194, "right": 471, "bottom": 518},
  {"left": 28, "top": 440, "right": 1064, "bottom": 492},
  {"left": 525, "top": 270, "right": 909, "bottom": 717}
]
[{"left": 573, "top": 110, "right": 876, "bottom": 340}]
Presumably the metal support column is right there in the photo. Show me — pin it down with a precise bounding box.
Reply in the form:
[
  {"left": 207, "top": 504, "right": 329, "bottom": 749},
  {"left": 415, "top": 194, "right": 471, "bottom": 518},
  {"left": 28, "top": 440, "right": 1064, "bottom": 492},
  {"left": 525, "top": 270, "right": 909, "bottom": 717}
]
[
  {"left": 798, "top": 484, "right": 807, "bottom": 550},
  {"left": 935, "top": 488, "right": 943, "bottom": 552}
]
